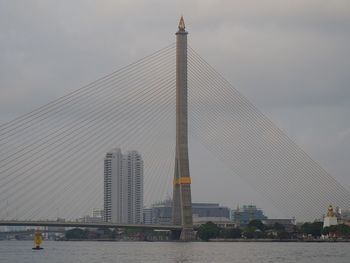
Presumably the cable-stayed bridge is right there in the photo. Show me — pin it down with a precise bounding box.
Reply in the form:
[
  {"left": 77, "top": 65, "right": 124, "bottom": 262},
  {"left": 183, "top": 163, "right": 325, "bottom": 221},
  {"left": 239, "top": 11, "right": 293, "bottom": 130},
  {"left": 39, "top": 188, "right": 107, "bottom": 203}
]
[{"left": 0, "top": 18, "right": 349, "bottom": 238}]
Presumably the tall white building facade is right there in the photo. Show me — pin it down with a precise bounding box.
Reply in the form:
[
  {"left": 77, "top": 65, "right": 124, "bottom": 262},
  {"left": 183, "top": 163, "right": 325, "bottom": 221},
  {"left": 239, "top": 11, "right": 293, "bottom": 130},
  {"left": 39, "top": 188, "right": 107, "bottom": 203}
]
[{"left": 104, "top": 148, "right": 143, "bottom": 224}]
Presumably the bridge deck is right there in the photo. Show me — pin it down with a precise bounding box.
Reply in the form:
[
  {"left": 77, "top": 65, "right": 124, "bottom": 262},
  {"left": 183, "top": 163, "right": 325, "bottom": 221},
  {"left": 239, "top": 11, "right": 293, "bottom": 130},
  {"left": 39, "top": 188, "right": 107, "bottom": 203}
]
[{"left": 0, "top": 220, "right": 182, "bottom": 230}]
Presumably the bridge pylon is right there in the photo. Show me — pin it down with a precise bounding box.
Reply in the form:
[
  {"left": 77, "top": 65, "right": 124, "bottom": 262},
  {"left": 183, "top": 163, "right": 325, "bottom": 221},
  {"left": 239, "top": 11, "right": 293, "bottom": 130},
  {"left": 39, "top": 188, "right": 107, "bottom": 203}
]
[{"left": 172, "top": 16, "right": 194, "bottom": 241}]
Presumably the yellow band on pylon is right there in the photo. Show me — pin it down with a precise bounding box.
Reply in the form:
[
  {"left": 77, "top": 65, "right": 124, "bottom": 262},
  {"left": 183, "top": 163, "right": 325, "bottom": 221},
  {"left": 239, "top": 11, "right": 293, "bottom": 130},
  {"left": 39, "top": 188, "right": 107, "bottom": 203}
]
[{"left": 174, "top": 177, "right": 191, "bottom": 185}]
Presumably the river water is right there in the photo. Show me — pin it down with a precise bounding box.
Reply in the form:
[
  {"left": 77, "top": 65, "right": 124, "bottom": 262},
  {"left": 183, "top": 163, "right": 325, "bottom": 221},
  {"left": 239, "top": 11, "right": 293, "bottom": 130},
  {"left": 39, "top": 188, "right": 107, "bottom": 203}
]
[{"left": 0, "top": 241, "right": 349, "bottom": 263}]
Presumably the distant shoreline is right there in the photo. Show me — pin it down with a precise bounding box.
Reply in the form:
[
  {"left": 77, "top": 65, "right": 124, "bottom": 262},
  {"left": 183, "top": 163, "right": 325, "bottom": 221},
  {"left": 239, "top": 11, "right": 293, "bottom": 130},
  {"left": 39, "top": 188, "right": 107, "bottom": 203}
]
[
  {"left": 2, "top": 239, "right": 350, "bottom": 243},
  {"left": 209, "top": 238, "right": 350, "bottom": 243}
]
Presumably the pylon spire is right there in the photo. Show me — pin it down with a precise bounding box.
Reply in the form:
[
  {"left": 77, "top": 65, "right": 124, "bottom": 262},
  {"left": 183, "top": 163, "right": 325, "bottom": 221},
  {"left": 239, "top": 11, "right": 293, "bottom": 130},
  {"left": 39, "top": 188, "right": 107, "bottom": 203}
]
[{"left": 178, "top": 15, "right": 185, "bottom": 31}]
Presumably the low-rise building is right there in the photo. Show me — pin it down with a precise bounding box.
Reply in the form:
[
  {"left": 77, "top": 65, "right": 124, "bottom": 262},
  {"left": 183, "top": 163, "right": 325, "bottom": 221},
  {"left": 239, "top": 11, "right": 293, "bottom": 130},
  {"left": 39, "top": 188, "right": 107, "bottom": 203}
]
[
  {"left": 78, "top": 208, "right": 104, "bottom": 224},
  {"left": 151, "top": 199, "right": 173, "bottom": 225},
  {"left": 231, "top": 204, "right": 267, "bottom": 227},
  {"left": 193, "top": 215, "right": 234, "bottom": 228},
  {"left": 262, "top": 218, "right": 295, "bottom": 232},
  {"left": 144, "top": 200, "right": 231, "bottom": 226},
  {"left": 192, "top": 203, "right": 230, "bottom": 219}
]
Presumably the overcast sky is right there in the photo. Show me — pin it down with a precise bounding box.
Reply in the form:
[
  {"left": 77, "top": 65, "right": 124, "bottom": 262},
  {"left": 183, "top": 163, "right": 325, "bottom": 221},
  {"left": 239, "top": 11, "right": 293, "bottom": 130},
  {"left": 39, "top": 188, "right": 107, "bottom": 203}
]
[{"left": 0, "top": 0, "right": 349, "bottom": 218}]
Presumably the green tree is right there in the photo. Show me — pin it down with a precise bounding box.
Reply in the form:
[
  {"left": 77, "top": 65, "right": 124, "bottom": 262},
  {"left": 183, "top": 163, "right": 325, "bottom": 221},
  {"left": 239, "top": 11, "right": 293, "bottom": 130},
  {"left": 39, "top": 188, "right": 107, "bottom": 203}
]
[
  {"left": 270, "top": 223, "right": 289, "bottom": 239},
  {"left": 337, "top": 224, "right": 350, "bottom": 237},
  {"left": 220, "top": 228, "right": 242, "bottom": 239},
  {"left": 322, "top": 226, "right": 330, "bottom": 236},
  {"left": 276, "top": 230, "right": 290, "bottom": 239},
  {"left": 248, "top": 220, "right": 266, "bottom": 231},
  {"left": 300, "top": 222, "right": 323, "bottom": 237},
  {"left": 65, "top": 228, "right": 89, "bottom": 240},
  {"left": 327, "top": 224, "right": 350, "bottom": 238},
  {"left": 273, "top": 223, "right": 285, "bottom": 231},
  {"left": 243, "top": 226, "right": 266, "bottom": 239},
  {"left": 97, "top": 228, "right": 116, "bottom": 239},
  {"left": 197, "top": 222, "right": 221, "bottom": 241},
  {"left": 111, "top": 229, "right": 117, "bottom": 239},
  {"left": 243, "top": 226, "right": 256, "bottom": 239}
]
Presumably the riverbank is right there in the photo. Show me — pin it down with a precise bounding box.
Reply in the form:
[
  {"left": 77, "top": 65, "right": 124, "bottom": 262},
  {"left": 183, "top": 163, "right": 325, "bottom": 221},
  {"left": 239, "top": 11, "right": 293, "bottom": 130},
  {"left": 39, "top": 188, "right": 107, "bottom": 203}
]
[{"left": 209, "top": 238, "right": 350, "bottom": 242}]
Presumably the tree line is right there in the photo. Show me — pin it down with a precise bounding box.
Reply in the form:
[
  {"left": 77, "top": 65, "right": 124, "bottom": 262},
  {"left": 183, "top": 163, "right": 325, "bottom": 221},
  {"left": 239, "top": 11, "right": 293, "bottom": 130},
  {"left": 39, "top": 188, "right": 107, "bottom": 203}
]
[{"left": 197, "top": 220, "right": 350, "bottom": 241}]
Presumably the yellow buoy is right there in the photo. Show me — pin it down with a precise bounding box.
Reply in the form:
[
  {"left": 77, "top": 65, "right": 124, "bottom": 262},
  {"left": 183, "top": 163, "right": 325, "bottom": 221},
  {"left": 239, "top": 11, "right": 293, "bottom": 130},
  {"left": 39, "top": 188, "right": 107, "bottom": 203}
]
[{"left": 32, "top": 230, "right": 44, "bottom": 250}]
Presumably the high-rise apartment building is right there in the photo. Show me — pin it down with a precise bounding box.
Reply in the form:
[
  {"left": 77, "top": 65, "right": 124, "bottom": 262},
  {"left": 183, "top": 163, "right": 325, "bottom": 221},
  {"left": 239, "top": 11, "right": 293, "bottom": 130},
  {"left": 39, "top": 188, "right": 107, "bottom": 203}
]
[{"left": 104, "top": 148, "right": 143, "bottom": 224}]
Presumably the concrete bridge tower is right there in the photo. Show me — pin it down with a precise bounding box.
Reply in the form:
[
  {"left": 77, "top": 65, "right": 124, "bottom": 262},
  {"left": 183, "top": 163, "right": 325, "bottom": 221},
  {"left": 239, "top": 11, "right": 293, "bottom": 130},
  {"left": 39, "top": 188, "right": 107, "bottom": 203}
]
[{"left": 172, "top": 16, "right": 194, "bottom": 241}]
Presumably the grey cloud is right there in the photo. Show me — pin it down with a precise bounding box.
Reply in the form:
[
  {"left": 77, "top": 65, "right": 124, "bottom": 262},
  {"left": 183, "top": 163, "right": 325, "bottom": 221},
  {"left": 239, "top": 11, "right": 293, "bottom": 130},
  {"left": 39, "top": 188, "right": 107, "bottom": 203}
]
[{"left": 0, "top": 0, "right": 349, "bottom": 219}]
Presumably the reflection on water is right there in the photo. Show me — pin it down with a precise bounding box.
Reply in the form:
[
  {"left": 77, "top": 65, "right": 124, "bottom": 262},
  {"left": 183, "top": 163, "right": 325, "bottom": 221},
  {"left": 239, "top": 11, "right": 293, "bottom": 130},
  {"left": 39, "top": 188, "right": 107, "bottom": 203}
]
[{"left": 0, "top": 241, "right": 349, "bottom": 263}]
